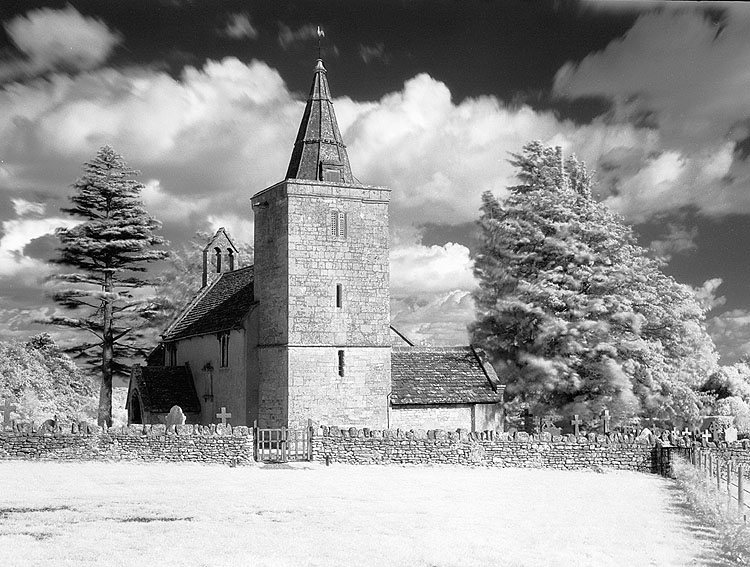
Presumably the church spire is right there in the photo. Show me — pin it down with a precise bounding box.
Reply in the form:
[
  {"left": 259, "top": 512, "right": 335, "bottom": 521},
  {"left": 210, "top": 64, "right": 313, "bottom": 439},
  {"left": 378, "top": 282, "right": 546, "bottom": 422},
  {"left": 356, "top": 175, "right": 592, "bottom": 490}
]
[{"left": 285, "top": 59, "right": 354, "bottom": 184}]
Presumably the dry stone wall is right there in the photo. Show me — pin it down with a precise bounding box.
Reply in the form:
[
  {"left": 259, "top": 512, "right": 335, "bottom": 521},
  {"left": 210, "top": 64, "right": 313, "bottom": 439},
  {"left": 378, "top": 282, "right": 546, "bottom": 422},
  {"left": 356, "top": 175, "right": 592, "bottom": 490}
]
[
  {"left": 0, "top": 424, "right": 253, "bottom": 465},
  {"left": 311, "top": 426, "right": 657, "bottom": 471}
]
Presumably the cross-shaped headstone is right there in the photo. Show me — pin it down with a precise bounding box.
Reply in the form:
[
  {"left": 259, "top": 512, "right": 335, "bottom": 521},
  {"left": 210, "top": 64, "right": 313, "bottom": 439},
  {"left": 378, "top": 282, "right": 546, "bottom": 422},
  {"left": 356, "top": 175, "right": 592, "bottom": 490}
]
[
  {"left": 571, "top": 414, "right": 582, "bottom": 436},
  {"left": 216, "top": 407, "right": 232, "bottom": 425},
  {"left": 601, "top": 409, "right": 611, "bottom": 434},
  {"left": 701, "top": 429, "right": 711, "bottom": 444},
  {"left": 1, "top": 397, "right": 17, "bottom": 430},
  {"left": 682, "top": 427, "right": 692, "bottom": 440}
]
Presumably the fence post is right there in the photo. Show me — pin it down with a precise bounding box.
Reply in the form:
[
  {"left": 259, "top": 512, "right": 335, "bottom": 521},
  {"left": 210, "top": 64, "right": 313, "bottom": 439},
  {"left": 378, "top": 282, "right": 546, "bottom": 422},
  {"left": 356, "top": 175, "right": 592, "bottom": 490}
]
[
  {"left": 280, "top": 426, "right": 287, "bottom": 463},
  {"left": 717, "top": 457, "right": 722, "bottom": 491},
  {"left": 708, "top": 453, "right": 713, "bottom": 480},
  {"left": 739, "top": 465, "right": 745, "bottom": 520},
  {"left": 307, "top": 418, "right": 314, "bottom": 462},
  {"left": 728, "top": 460, "right": 732, "bottom": 496},
  {"left": 253, "top": 419, "right": 258, "bottom": 462}
]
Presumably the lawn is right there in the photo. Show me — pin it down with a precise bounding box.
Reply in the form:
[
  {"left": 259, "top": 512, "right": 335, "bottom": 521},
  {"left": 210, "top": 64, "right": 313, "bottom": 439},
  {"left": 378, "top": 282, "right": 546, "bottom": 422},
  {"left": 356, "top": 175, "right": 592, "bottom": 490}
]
[{"left": 0, "top": 461, "right": 720, "bottom": 566}]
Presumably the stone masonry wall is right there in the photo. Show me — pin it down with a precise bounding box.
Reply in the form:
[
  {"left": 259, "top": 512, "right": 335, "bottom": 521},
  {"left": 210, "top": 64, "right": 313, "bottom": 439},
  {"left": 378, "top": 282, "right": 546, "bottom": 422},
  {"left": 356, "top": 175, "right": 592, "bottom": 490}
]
[
  {"left": 311, "top": 426, "right": 656, "bottom": 471},
  {"left": 0, "top": 424, "right": 254, "bottom": 465}
]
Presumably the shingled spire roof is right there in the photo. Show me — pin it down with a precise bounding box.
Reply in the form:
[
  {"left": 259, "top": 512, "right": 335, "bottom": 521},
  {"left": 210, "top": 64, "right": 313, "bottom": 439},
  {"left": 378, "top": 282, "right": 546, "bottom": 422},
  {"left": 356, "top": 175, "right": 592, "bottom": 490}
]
[{"left": 285, "top": 59, "right": 354, "bottom": 183}]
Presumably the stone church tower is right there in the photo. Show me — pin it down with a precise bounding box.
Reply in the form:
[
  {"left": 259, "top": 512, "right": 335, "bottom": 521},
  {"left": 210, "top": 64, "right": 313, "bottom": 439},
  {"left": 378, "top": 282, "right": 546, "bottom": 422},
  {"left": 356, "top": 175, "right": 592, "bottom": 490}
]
[{"left": 251, "top": 59, "right": 391, "bottom": 429}]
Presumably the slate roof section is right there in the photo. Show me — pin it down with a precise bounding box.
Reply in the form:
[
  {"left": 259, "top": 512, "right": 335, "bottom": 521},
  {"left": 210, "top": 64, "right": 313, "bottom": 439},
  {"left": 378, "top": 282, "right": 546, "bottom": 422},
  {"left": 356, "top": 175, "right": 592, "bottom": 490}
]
[
  {"left": 285, "top": 58, "right": 354, "bottom": 183},
  {"left": 163, "top": 265, "right": 255, "bottom": 341},
  {"left": 391, "top": 346, "right": 504, "bottom": 405},
  {"left": 129, "top": 364, "right": 201, "bottom": 414}
]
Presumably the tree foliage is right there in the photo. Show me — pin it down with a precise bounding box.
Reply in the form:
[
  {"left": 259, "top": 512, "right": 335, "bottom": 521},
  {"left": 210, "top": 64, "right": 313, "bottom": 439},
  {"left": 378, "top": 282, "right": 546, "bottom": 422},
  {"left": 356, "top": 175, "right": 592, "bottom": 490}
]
[
  {"left": 48, "top": 146, "right": 169, "bottom": 426},
  {"left": 703, "top": 362, "right": 750, "bottom": 433},
  {"left": 147, "top": 231, "right": 254, "bottom": 331},
  {"left": 471, "top": 141, "right": 718, "bottom": 425},
  {"left": 0, "top": 333, "right": 97, "bottom": 423}
]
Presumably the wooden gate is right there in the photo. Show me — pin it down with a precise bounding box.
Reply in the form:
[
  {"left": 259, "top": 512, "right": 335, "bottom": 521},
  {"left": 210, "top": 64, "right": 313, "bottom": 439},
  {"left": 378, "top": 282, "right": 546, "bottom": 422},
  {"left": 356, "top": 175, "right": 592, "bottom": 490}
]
[{"left": 253, "top": 421, "right": 312, "bottom": 462}]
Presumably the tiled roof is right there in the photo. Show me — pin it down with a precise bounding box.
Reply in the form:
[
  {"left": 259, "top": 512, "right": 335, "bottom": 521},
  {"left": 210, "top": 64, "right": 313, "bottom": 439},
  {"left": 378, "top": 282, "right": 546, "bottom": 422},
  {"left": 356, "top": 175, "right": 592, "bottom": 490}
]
[
  {"left": 163, "top": 266, "right": 255, "bottom": 341},
  {"left": 129, "top": 365, "right": 201, "bottom": 414},
  {"left": 391, "top": 346, "right": 504, "bottom": 405}
]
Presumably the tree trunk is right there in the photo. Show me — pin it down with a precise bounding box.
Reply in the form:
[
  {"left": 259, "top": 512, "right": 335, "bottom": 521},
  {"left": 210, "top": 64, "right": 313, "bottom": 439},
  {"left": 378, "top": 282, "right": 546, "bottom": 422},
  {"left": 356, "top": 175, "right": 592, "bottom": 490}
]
[{"left": 99, "top": 270, "right": 113, "bottom": 427}]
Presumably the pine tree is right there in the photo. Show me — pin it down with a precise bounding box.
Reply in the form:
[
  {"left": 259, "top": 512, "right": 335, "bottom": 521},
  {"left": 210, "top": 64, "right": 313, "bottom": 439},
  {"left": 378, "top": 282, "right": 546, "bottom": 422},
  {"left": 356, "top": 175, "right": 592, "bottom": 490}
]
[
  {"left": 471, "top": 141, "right": 718, "bottom": 425},
  {"left": 48, "top": 146, "right": 169, "bottom": 426}
]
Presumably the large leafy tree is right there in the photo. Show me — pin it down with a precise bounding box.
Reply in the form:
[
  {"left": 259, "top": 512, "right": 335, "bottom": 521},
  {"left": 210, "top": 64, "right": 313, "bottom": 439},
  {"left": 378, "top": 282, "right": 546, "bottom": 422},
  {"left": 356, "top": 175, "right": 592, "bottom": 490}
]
[
  {"left": 471, "top": 141, "right": 718, "bottom": 425},
  {"left": 48, "top": 146, "right": 169, "bottom": 426}
]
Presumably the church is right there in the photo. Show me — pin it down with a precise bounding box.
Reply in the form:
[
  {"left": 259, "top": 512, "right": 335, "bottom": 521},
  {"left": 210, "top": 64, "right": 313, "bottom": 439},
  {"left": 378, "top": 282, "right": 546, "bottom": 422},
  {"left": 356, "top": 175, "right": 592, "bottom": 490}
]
[{"left": 127, "top": 58, "right": 504, "bottom": 431}]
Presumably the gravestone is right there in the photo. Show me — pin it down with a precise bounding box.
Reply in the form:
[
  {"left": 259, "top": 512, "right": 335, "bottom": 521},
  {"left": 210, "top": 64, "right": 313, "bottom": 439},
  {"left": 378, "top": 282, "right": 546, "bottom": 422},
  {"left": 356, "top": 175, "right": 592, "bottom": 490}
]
[
  {"left": 166, "top": 405, "right": 186, "bottom": 431},
  {"left": 570, "top": 414, "right": 582, "bottom": 436},
  {"left": 1, "top": 397, "right": 17, "bottom": 431},
  {"left": 540, "top": 415, "right": 561, "bottom": 437},
  {"left": 39, "top": 417, "right": 56, "bottom": 433},
  {"left": 725, "top": 426, "right": 738, "bottom": 443},
  {"left": 216, "top": 406, "right": 232, "bottom": 425},
  {"left": 709, "top": 420, "right": 724, "bottom": 443},
  {"left": 635, "top": 427, "right": 652, "bottom": 442},
  {"left": 600, "top": 409, "right": 611, "bottom": 434}
]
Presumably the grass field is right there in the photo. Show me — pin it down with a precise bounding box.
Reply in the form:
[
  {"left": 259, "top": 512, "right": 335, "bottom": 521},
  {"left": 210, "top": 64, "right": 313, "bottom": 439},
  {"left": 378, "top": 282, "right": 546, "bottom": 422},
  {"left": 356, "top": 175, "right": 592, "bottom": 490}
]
[{"left": 0, "top": 461, "right": 722, "bottom": 566}]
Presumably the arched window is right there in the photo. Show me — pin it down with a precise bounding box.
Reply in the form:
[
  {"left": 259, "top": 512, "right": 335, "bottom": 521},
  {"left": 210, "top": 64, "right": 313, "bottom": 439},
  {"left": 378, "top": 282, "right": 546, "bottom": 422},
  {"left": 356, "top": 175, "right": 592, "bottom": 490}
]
[
  {"left": 227, "top": 249, "right": 235, "bottom": 271},
  {"left": 214, "top": 247, "right": 222, "bottom": 273}
]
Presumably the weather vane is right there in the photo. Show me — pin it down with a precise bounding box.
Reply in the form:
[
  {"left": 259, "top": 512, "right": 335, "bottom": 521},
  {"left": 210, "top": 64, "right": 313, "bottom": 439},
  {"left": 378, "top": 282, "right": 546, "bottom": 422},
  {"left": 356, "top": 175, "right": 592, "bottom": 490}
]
[{"left": 317, "top": 25, "right": 325, "bottom": 59}]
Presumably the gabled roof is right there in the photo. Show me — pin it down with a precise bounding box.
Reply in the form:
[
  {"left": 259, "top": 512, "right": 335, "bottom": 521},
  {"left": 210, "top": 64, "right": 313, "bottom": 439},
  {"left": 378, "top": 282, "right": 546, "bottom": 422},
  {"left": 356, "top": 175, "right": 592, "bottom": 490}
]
[
  {"left": 391, "top": 346, "right": 504, "bottom": 405},
  {"left": 163, "top": 265, "right": 255, "bottom": 341},
  {"left": 129, "top": 364, "right": 201, "bottom": 414},
  {"left": 285, "top": 59, "right": 354, "bottom": 183}
]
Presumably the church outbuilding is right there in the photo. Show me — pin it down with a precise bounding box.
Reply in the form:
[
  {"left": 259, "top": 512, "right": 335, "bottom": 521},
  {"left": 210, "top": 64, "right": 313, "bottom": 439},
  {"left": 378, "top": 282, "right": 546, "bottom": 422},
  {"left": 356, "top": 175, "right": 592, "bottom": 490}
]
[{"left": 128, "top": 58, "right": 504, "bottom": 431}]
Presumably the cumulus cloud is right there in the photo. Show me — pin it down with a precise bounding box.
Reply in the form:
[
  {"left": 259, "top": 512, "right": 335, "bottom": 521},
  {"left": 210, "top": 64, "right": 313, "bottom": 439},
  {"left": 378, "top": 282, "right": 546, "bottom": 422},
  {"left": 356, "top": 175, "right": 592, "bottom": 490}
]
[
  {"left": 391, "top": 290, "right": 475, "bottom": 346},
  {"left": 708, "top": 308, "right": 750, "bottom": 364},
  {"left": 0, "top": 53, "right": 689, "bottom": 344},
  {"left": 691, "top": 278, "right": 727, "bottom": 313},
  {"left": 141, "top": 180, "right": 209, "bottom": 223},
  {"left": 11, "top": 198, "right": 45, "bottom": 216},
  {"left": 359, "top": 43, "right": 389, "bottom": 65},
  {"left": 220, "top": 13, "right": 258, "bottom": 40},
  {"left": 0, "top": 6, "right": 121, "bottom": 82},
  {"left": 649, "top": 222, "right": 697, "bottom": 261},
  {"left": 0, "top": 216, "right": 78, "bottom": 278},
  {"left": 389, "top": 241, "right": 477, "bottom": 345},
  {"left": 390, "top": 242, "right": 475, "bottom": 295},
  {"left": 278, "top": 23, "right": 319, "bottom": 49},
  {"left": 554, "top": 8, "right": 750, "bottom": 221}
]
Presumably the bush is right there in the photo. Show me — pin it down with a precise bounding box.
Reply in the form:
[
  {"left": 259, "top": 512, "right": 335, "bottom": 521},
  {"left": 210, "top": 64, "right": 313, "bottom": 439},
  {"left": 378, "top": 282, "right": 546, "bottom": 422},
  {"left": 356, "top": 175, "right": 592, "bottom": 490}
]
[{"left": 0, "top": 333, "right": 97, "bottom": 423}]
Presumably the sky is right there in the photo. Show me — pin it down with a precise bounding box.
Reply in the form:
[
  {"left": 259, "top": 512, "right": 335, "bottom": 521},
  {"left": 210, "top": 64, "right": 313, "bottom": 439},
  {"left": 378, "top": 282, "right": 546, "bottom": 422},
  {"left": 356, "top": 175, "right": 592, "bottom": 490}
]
[{"left": 1, "top": 0, "right": 750, "bottom": 364}]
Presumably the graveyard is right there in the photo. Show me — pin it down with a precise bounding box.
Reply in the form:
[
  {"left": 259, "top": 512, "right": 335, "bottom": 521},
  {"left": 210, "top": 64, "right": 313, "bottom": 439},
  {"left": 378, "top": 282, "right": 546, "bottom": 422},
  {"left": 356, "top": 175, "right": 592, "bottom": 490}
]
[{"left": 0, "top": 461, "right": 720, "bottom": 567}]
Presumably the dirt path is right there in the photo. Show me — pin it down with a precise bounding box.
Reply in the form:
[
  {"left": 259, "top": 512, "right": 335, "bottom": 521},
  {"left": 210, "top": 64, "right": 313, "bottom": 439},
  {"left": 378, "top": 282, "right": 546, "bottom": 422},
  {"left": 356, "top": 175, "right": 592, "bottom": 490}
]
[{"left": 0, "top": 462, "right": 722, "bottom": 566}]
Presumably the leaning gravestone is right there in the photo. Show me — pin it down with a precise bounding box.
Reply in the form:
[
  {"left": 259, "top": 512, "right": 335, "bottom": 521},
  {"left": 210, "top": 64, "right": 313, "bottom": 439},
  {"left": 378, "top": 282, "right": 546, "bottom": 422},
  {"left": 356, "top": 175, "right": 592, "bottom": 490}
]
[{"left": 165, "top": 405, "right": 186, "bottom": 432}]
